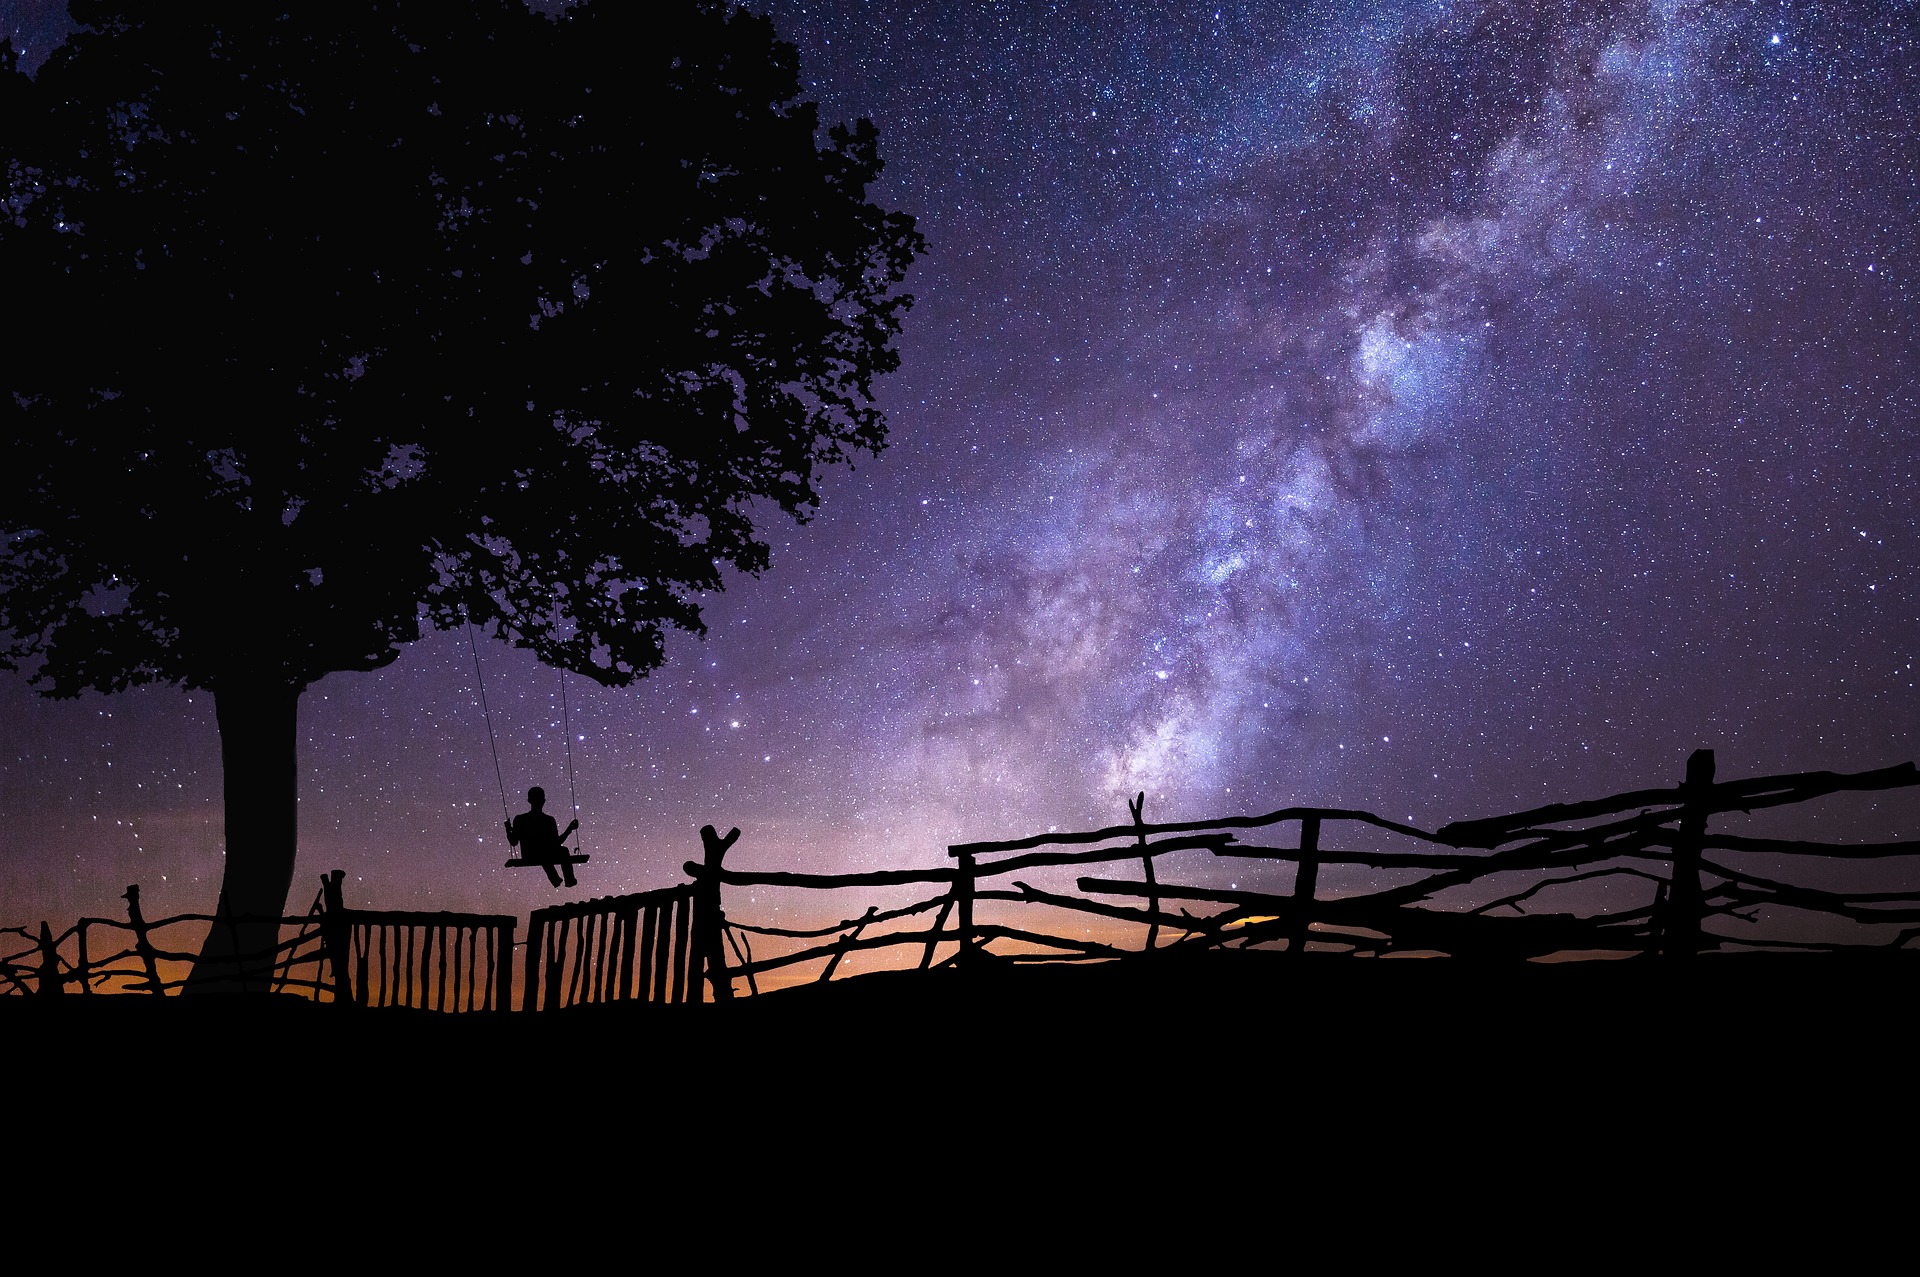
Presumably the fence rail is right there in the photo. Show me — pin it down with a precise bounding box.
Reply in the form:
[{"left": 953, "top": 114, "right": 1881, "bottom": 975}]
[{"left": 9, "top": 750, "right": 1918, "bottom": 1008}]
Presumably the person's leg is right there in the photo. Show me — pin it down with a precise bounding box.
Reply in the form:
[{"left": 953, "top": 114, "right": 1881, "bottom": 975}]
[
  {"left": 562, "top": 858, "right": 577, "bottom": 888},
  {"left": 542, "top": 862, "right": 563, "bottom": 888}
]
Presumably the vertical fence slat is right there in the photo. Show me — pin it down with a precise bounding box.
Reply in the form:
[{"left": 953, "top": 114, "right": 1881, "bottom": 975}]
[
  {"left": 566, "top": 915, "right": 589, "bottom": 1009},
  {"left": 572, "top": 915, "right": 584, "bottom": 1007},
  {"left": 585, "top": 912, "right": 602, "bottom": 1004},
  {"left": 663, "top": 899, "right": 680, "bottom": 1004},
  {"left": 640, "top": 904, "right": 659, "bottom": 1003},
  {"left": 591, "top": 912, "right": 606, "bottom": 1004},
  {"left": 484, "top": 924, "right": 497, "bottom": 1011},
  {"left": 617, "top": 905, "right": 638, "bottom": 1001},
  {"left": 670, "top": 895, "right": 691, "bottom": 1004},
  {"left": 498, "top": 919, "right": 514, "bottom": 1012},
  {"left": 570, "top": 915, "right": 587, "bottom": 1008},
  {"left": 522, "top": 914, "right": 545, "bottom": 1013},
  {"left": 660, "top": 900, "right": 676, "bottom": 1002},
  {"left": 600, "top": 909, "right": 618, "bottom": 1002},
  {"left": 545, "top": 916, "right": 566, "bottom": 1012}
]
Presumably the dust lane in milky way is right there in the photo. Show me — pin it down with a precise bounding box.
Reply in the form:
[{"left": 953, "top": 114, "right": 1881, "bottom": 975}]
[{"left": 1, "top": 1, "right": 1915, "bottom": 925}]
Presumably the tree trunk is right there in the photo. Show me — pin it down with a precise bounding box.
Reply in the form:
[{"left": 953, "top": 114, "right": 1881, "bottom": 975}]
[{"left": 184, "top": 677, "right": 301, "bottom": 993}]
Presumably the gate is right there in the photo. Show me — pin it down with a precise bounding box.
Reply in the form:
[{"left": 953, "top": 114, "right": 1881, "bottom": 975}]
[{"left": 524, "top": 884, "right": 700, "bottom": 1011}]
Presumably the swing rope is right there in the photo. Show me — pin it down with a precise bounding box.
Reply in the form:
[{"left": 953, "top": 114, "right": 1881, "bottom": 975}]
[
  {"left": 559, "top": 670, "right": 580, "bottom": 848},
  {"left": 466, "top": 615, "right": 511, "bottom": 823}
]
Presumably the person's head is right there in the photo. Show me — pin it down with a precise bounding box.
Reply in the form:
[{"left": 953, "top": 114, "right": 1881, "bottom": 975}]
[{"left": 527, "top": 786, "right": 546, "bottom": 810}]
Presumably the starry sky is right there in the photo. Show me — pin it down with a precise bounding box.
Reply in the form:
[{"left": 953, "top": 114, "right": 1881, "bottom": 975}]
[{"left": 3, "top": 0, "right": 1916, "bottom": 932}]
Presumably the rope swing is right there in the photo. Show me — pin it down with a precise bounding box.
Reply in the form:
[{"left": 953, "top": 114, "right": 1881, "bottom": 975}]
[{"left": 466, "top": 613, "right": 589, "bottom": 884}]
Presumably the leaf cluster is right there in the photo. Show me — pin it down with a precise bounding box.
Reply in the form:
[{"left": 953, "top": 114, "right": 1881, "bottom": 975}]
[{"left": 0, "top": 0, "right": 922, "bottom": 695}]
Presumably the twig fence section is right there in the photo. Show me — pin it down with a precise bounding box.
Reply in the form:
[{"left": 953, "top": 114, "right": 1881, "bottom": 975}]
[
  {"left": 2, "top": 869, "right": 513, "bottom": 1009},
  {"left": 688, "top": 750, "right": 1920, "bottom": 986},
  {"left": 0, "top": 883, "right": 332, "bottom": 1000}
]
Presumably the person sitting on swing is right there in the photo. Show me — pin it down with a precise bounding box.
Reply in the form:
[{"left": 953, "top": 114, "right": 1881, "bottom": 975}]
[{"left": 506, "top": 786, "right": 580, "bottom": 889}]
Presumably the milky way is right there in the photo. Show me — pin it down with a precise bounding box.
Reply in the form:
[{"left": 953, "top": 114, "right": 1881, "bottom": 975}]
[{"left": 2, "top": 0, "right": 1915, "bottom": 923}]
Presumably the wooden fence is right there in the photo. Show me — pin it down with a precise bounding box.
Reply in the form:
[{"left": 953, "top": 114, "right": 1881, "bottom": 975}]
[
  {"left": 692, "top": 750, "right": 1920, "bottom": 989},
  {"left": 9, "top": 750, "right": 1918, "bottom": 1007},
  {"left": 0, "top": 882, "right": 324, "bottom": 999},
  {"left": 1, "top": 870, "right": 514, "bottom": 1009}
]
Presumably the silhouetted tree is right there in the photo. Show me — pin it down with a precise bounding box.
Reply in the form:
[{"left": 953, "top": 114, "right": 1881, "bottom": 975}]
[{"left": 0, "top": 1, "right": 922, "bottom": 988}]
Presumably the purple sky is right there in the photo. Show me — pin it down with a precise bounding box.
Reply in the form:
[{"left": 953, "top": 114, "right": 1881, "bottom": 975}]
[{"left": 3, "top": 0, "right": 1915, "bottom": 932}]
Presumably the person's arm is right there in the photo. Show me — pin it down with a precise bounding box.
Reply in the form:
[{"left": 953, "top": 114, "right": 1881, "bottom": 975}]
[
  {"left": 505, "top": 817, "right": 519, "bottom": 847},
  {"left": 562, "top": 819, "right": 579, "bottom": 839}
]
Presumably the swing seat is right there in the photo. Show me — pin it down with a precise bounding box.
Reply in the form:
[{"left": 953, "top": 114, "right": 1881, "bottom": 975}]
[{"left": 505, "top": 852, "right": 590, "bottom": 870}]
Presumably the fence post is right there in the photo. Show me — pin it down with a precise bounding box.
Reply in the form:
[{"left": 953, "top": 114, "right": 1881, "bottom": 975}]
[
  {"left": 1132, "top": 792, "right": 1159, "bottom": 954},
  {"left": 35, "top": 922, "right": 63, "bottom": 998},
  {"left": 696, "top": 824, "right": 740, "bottom": 1002},
  {"left": 75, "top": 920, "right": 93, "bottom": 995},
  {"left": 123, "top": 885, "right": 165, "bottom": 995},
  {"left": 1662, "top": 749, "right": 1715, "bottom": 961},
  {"left": 615, "top": 903, "right": 639, "bottom": 1003},
  {"left": 319, "top": 870, "right": 353, "bottom": 1005},
  {"left": 956, "top": 851, "right": 977, "bottom": 968},
  {"left": 1287, "top": 815, "right": 1322, "bottom": 957}
]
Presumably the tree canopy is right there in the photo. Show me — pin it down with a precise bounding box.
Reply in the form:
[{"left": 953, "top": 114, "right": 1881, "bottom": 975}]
[{"left": 0, "top": 0, "right": 922, "bottom": 983}]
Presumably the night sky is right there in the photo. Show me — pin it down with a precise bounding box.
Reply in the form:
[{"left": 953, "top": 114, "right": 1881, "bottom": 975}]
[{"left": 3, "top": 0, "right": 1916, "bottom": 933}]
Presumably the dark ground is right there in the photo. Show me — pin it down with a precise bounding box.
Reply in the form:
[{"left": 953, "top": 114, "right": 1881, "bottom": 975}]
[
  {"left": 14, "top": 950, "right": 1915, "bottom": 1115},
  {"left": 10, "top": 952, "right": 1912, "bottom": 1234}
]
